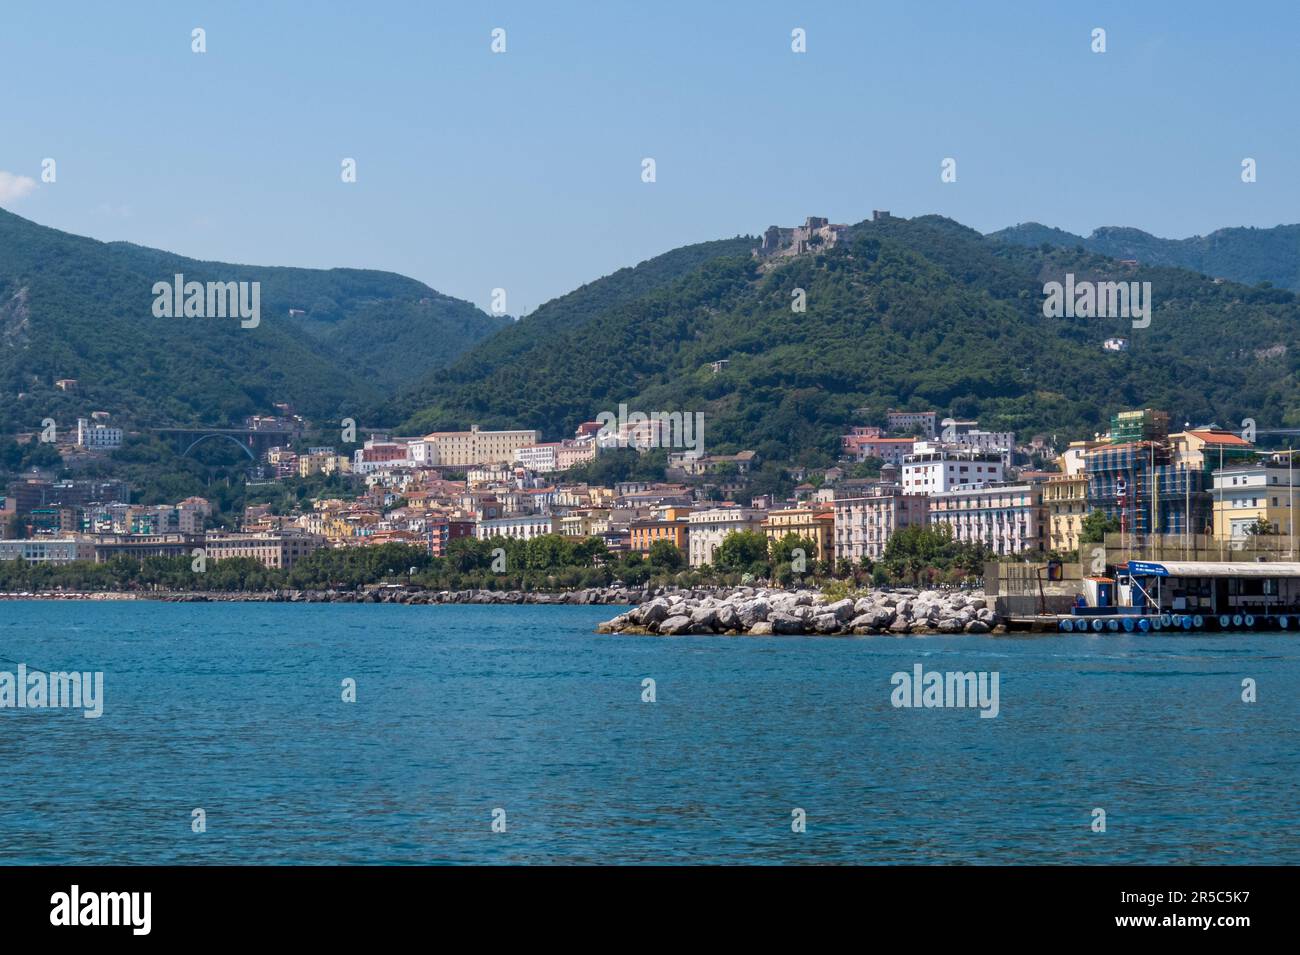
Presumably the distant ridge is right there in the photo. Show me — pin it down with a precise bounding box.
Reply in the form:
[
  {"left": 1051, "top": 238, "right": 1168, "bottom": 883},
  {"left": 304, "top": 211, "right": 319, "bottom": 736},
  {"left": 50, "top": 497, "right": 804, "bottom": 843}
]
[
  {"left": 0, "top": 208, "right": 509, "bottom": 430},
  {"left": 989, "top": 221, "right": 1300, "bottom": 290},
  {"left": 395, "top": 212, "right": 1300, "bottom": 466}
]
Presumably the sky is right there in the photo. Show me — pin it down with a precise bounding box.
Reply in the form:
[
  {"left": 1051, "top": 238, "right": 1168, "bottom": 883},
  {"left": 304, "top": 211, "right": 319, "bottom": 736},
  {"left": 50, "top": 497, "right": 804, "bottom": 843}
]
[{"left": 2, "top": 0, "right": 1298, "bottom": 316}]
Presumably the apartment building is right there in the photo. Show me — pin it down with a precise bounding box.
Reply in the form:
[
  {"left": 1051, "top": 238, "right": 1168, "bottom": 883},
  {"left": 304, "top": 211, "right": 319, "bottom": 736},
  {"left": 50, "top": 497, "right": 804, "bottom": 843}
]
[
  {"left": 629, "top": 506, "right": 693, "bottom": 555},
  {"left": 559, "top": 509, "right": 611, "bottom": 538},
  {"left": 831, "top": 488, "right": 928, "bottom": 563},
  {"left": 901, "top": 445, "right": 1005, "bottom": 494},
  {"left": 886, "top": 410, "right": 937, "bottom": 438},
  {"left": 841, "top": 427, "right": 917, "bottom": 465},
  {"left": 204, "top": 530, "right": 325, "bottom": 570},
  {"left": 1043, "top": 474, "right": 1088, "bottom": 553},
  {"left": 555, "top": 442, "right": 597, "bottom": 471},
  {"left": 687, "top": 506, "right": 765, "bottom": 568},
  {"left": 1212, "top": 463, "right": 1298, "bottom": 540},
  {"left": 0, "top": 538, "right": 96, "bottom": 564},
  {"left": 927, "top": 482, "right": 1046, "bottom": 556},
  {"left": 75, "top": 418, "right": 123, "bottom": 450},
  {"left": 762, "top": 507, "right": 834, "bottom": 562},
  {"left": 298, "top": 449, "right": 351, "bottom": 478},
  {"left": 514, "top": 442, "right": 561, "bottom": 472}
]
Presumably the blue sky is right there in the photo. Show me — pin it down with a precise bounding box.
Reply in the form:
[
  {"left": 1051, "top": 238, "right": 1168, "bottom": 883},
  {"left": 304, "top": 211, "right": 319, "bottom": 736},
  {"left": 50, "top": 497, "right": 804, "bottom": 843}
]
[{"left": 2, "top": 0, "right": 1296, "bottom": 315}]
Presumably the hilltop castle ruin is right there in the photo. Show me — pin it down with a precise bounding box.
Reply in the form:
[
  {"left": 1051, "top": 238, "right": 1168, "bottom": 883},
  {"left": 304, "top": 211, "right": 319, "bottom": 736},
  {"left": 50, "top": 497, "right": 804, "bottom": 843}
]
[{"left": 754, "top": 216, "right": 849, "bottom": 260}]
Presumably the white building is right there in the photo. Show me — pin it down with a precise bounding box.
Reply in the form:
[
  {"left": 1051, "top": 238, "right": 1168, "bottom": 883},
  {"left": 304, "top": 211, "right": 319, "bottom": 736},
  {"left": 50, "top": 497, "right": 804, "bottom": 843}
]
[
  {"left": 686, "top": 506, "right": 766, "bottom": 568},
  {"left": 76, "top": 418, "right": 123, "bottom": 450},
  {"left": 901, "top": 445, "right": 1005, "bottom": 494},
  {"left": 0, "top": 538, "right": 95, "bottom": 564},
  {"left": 176, "top": 497, "right": 213, "bottom": 534},
  {"left": 927, "top": 482, "right": 1046, "bottom": 556},
  {"left": 475, "top": 515, "right": 558, "bottom": 541},
  {"left": 949, "top": 430, "right": 1016, "bottom": 454},
  {"left": 514, "top": 443, "right": 561, "bottom": 473}
]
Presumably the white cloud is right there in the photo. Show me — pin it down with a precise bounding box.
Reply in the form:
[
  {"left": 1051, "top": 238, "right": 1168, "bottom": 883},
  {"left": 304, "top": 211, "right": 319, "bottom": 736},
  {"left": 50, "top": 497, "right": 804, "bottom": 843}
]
[{"left": 0, "top": 170, "right": 39, "bottom": 203}]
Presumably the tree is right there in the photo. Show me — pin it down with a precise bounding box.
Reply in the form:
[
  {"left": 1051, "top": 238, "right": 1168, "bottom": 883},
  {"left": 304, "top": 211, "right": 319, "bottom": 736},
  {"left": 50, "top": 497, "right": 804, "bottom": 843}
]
[
  {"left": 647, "top": 539, "right": 684, "bottom": 571},
  {"left": 769, "top": 533, "right": 817, "bottom": 570},
  {"left": 1079, "top": 509, "right": 1121, "bottom": 544},
  {"left": 714, "top": 530, "right": 768, "bottom": 571}
]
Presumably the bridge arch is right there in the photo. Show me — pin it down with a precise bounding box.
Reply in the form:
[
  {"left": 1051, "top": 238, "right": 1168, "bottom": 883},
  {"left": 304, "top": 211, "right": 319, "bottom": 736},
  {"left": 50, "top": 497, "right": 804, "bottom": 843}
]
[{"left": 180, "top": 432, "right": 257, "bottom": 462}]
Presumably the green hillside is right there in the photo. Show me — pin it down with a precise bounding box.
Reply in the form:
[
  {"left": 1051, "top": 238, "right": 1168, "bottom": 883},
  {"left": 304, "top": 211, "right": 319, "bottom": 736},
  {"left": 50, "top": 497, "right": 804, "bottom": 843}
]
[
  {"left": 398, "top": 214, "right": 1300, "bottom": 465},
  {"left": 991, "top": 221, "right": 1300, "bottom": 291},
  {"left": 0, "top": 209, "right": 506, "bottom": 431}
]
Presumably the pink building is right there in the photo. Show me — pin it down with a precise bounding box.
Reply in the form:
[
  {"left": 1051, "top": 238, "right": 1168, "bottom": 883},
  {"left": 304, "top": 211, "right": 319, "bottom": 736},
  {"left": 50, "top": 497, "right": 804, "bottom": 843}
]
[{"left": 841, "top": 429, "right": 917, "bottom": 465}]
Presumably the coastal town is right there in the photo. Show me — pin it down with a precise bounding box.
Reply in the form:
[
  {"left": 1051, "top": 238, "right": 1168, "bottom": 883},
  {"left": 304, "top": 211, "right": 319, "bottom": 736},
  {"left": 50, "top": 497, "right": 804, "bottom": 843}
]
[{"left": 2, "top": 404, "right": 1293, "bottom": 598}]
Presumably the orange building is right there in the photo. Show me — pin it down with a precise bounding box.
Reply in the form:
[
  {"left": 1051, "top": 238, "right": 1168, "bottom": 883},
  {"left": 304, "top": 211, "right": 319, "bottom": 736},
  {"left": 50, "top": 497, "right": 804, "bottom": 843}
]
[{"left": 629, "top": 506, "right": 693, "bottom": 554}]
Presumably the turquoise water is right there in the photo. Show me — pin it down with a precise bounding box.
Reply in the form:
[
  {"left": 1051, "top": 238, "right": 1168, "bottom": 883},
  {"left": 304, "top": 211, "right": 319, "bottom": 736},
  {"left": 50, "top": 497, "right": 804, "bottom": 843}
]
[{"left": 1, "top": 601, "right": 1296, "bottom": 864}]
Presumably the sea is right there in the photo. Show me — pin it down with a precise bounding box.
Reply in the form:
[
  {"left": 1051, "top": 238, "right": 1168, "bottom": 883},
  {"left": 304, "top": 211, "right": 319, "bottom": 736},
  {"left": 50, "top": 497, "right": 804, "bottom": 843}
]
[{"left": 1, "top": 601, "right": 1296, "bottom": 864}]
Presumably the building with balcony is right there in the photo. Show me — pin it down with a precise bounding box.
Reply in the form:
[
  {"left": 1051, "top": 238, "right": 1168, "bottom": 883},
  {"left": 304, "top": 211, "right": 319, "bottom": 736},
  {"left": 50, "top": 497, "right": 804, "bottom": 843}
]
[
  {"left": 203, "top": 530, "right": 324, "bottom": 569},
  {"left": 762, "top": 507, "right": 834, "bottom": 562},
  {"left": 1212, "top": 463, "right": 1298, "bottom": 540},
  {"left": 687, "top": 506, "right": 766, "bottom": 568},
  {"left": 832, "top": 488, "right": 928, "bottom": 563},
  {"left": 0, "top": 538, "right": 95, "bottom": 564},
  {"left": 1043, "top": 473, "right": 1088, "bottom": 553},
  {"left": 928, "top": 482, "right": 1046, "bottom": 556},
  {"left": 901, "top": 445, "right": 1004, "bottom": 494},
  {"left": 475, "top": 515, "right": 559, "bottom": 541},
  {"left": 629, "top": 506, "right": 693, "bottom": 555}
]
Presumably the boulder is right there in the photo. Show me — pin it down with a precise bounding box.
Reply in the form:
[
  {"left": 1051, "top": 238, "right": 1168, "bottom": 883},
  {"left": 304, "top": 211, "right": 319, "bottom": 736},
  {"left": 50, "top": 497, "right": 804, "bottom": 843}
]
[
  {"left": 813, "top": 613, "right": 841, "bottom": 634},
  {"left": 768, "top": 611, "right": 806, "bottom": 635},
  {"left": 637, "top": 600, "right": 670, "bottom": 626},
  {"left": 659, "top": 615, "right": 693, "bottom": 635},
  {"left": 824, "top": 598, "right": 856, "bottom": 622},
  {"left": 690, "top": 606, "right": 719, "bottom": 629},
  {"left": 737, "top": 600, "right": 770, "bottom": 629},
  {"left": 748, "top": 621, "right": 775, "bottom": 636}
]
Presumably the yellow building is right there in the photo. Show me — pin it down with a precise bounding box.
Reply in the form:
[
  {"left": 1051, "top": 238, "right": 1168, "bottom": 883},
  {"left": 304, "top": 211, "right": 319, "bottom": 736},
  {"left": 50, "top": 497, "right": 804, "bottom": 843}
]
[
  {"left": 298, "top": 451, "right": 351, "bottom": 478},
  {"left": 1212, "top": 462, "right": 1298, "bottom": 540},
  {"left": 419, "top": 425, "right": 540, "bottom": 467},
  {"left": 629, "top": 506, "right": 693, "bottom": 554},
  {"left": 762, "top": 507, "right": 834, "bottom": 561},
  {"left": 559, "top": 509, "right": 611, "bottom": 537},
  {"left": 1043, "top": 473, "right": 1088, "bottom": 553}
]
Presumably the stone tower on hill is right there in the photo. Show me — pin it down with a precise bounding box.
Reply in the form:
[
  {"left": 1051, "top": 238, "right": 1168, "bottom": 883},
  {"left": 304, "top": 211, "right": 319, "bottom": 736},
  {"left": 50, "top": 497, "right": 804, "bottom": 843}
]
[{"left": 754, "top": 216, "right": 849, "bottom": 260}]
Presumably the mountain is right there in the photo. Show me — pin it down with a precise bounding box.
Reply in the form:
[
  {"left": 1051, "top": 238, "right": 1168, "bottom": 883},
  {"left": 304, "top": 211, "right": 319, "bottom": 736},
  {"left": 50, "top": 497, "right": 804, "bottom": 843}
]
[
  {"left": 0, "top": 209, "right": 507, "bottom": 431},
  {"left": 396, "top": 214, "right": 1300, "bottom": 465},
  {"left": 990, "top": 221, "right": 1300, "bottom": 291}
]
